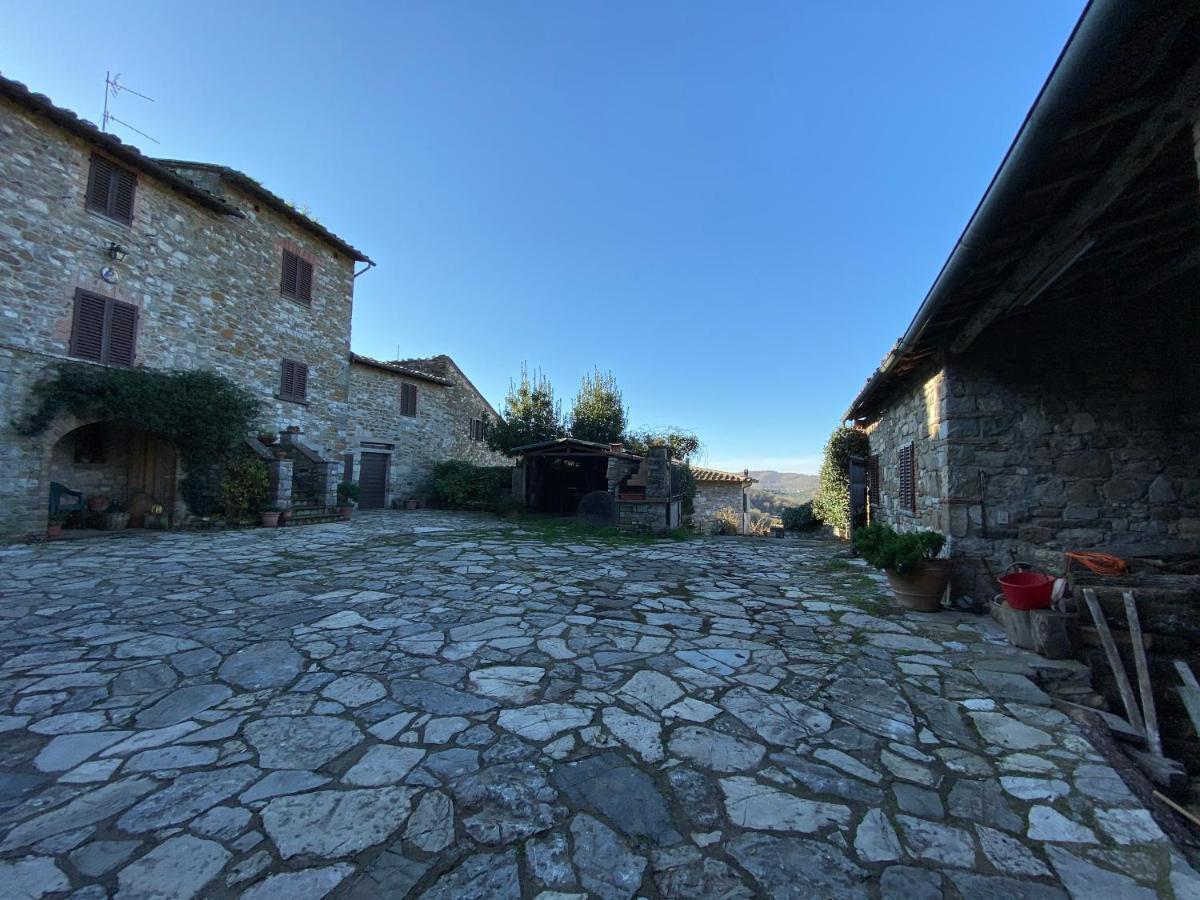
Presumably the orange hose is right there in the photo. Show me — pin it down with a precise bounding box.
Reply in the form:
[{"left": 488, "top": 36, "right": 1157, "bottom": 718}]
[{"left": 1065, "top": 551, "right": 1129, "bottom": 576}]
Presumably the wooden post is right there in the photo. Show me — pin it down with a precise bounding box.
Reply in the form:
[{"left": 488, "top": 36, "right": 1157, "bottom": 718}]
[
  {"left": 1082, "top": 589, "right": 1145, "bottom": 735},
  {"left": 1174, "top": 660, "right": 1200, "bottom": 739},
  {"left": 1122, "top": 591, "right": 1161, "bottom": 757}
]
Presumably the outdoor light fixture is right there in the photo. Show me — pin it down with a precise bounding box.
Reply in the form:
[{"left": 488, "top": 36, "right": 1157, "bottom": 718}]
[{"left": 107, "top": 242, "right": 129, "bottom": 262}]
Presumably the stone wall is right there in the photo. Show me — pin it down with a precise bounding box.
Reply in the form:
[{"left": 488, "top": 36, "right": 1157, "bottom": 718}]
[
  {"left": 866, "top": 287, "right": 1200, "bottom": 598},
  {"left": 693, "top": 482, "right": 747, "bottom": 533},
  {"left": 347, "top": 360, "right": 508, "bottom": 505},
  {"left": 0, "top": 97, "right": 359, "bottom": 538}
]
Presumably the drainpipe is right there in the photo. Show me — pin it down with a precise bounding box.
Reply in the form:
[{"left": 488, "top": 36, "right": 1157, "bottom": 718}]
[
  {"left": 844, "top": 0, "right": 1146, "bottom": 423},
  {"left": 353, "top": 260, "right": 376, "bottom": 279}
]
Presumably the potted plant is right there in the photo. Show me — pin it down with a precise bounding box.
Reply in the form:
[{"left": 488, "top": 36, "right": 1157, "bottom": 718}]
[
  {"left": 47, "top": 509, "right": 70, "bottom": 539},
  {"left": 336, "top": 482, "right": 359, "bottom": 520},
  {"left": 144, "top": 503, "right": 167, "bottom": 530},
  {"left": 261, "top": 503, "right": 283, "bottom": 528},
  {"left": 103, "top": 502, "right": 130, "bottom": 531},
  {"left": 853, "top": 523, "right": 950, "bottom": 613},
  {"left": 405, "top": 498, "right": 419, "bottom": 510}
]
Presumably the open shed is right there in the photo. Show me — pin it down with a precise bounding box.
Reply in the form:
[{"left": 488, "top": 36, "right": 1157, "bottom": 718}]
[{"left": 514, "top": 438, "right": 641, "bottom": 516}]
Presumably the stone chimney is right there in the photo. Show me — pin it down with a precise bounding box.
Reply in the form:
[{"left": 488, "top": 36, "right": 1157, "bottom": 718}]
[{"left": 609, "top": 443, "right": 624, "bottom": 455}]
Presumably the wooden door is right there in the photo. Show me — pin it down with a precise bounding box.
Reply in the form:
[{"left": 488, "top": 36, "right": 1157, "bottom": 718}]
[
  {"left": 848, "top": 455, "right": 867, "bottom": 532},
  {"left": 359, "top": 452, "right": 390, "bottom": 509},
  {"left": 127, "top": 430, "right": 178, "bottom": 526}
]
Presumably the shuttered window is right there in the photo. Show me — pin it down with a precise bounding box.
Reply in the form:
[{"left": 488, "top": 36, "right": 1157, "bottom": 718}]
[
  {"left": 280, "top": 250, "right": 314, "bottom": 304},
  {"left": 86, "top": 155, "right": 136, "bottom": 223},
  {"left": 279, "top": 359, "right": 309, "bottom": 402},
  {"left": 470, "top": 417, "right": 485, "bottom": 441},
  {"left": 898, "top": 443, "right": 916, "bottom": 512},
  {"left": 69, "top": 289, "right": 138, "bottom": 366},
  {"left": 401, "top": 383, "right": 418, "bottom": 417}
]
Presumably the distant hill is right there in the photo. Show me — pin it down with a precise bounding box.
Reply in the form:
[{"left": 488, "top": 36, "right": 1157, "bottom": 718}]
[{"left": 749, "top": 471, "right": 819, "bottom": 499}]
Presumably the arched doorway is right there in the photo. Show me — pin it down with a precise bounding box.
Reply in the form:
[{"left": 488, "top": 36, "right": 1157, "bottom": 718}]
[{"left": 48, "top": 422, "right": 178, "bottom": 529}]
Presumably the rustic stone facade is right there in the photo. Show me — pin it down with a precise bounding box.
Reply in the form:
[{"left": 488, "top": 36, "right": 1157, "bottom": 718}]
[
  {"left": 0, "top": 87, "right": 363, "bottom": 539},
  {"left": 864, "top": 288, "right": 1200, "bottom": 598},
  {"left": 347, "top": 356, "right": 508, "bottom": 505},
  {"left": 693, "top": 481, "right": 748, "bottom": 534}
]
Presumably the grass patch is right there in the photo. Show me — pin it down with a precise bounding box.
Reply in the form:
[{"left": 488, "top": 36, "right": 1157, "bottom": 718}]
[{"left": 498, "top": 515, "right": 697, "bottom": 546}]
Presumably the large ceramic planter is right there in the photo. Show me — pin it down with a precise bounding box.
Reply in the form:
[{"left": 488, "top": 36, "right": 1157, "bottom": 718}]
[
  {"left": 885, "top": 559, "right": 952, "bottom": 612},
  {"left": 338, "top": 506, "right": 354, "bottom": 521},
  {"left": 261, "top": 512, "right": 281, "bottom": 528},
  {"left": 46, "top": 523, "right": 63, "bottom": 540}
]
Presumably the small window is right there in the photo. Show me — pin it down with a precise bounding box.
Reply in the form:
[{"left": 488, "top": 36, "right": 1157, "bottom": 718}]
[
  {"left": 73, "top": 423, "right": 109, "bottom": 464},
  {"left": 86, "top": 155, "right": 136, "bottom": 223},
  {"left": 898, "top": 443, "right": 916, "bottom": 512},
  {"left": 401, "top": 383, "right": 418, "bottom": 417},
  {"left": 280, "top": 358, "right": 309, "bottom": 402},
  {"left": 280, "top": 250, "right": 314, "bottom": 304},
  {"left": 470, "top": 417, "right": 485, "bottom": 441},
  {"left": 70, "top": 289, "right": 138, "bottom": 366}
]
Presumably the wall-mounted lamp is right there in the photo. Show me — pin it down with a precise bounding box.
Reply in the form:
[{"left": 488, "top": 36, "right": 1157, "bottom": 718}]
[{"left": 107, "top": 242, "right": 129, "bottom": 262}]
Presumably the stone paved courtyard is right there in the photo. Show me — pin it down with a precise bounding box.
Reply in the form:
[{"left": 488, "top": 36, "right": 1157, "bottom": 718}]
[{"left": 1, "top": 511, "right": 1197, "bottom": 899}]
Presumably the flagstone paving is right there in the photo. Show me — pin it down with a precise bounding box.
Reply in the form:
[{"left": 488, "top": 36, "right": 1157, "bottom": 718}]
[{"left": 0, "top": 510, "right": 1197, "bottom": 899}]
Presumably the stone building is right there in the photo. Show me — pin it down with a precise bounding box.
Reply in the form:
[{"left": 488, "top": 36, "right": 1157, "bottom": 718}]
[
  {"left": 346, "top": 354, "right": 509, "bottom": 507},
  {"left": 0, "top": 75, "right": 371, "bottom": 539},
  {"left": 691, "top": 466, "right": 755, "bottom": 534},
  {"left": 845, "top": 1, "right": 1200, "bottom": 598}
]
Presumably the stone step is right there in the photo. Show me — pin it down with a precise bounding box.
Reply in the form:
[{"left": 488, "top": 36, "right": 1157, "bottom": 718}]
[{"left": 284, "top": 507, "right": 342, "bottom": 526}]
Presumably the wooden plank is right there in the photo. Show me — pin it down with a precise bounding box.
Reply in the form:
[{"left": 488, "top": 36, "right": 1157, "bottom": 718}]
[
  {"left": 1174, "top": 660, "right": 1200, "bottom": 739},
  {"left": 1123, "top": 591, "right": 1162, "bottom": 758},
  {"left": 1129, "top": 748, "right": 1187, "bottom": 792},
  {"left": 1082, "top": 589, "right": 1145, "bottom": 735}
]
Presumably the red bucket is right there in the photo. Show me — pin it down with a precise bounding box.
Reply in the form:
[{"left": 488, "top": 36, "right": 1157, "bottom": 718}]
[{"left": 998, "top": 571, "right": 1054, "bottom": 611}]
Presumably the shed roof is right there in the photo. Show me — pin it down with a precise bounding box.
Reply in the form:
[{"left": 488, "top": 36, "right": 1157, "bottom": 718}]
[
  {"left": 513, "top": 438, "right": 643, "bottom": 461},
  {"left": 845, "top": 0, "right": 1200, "bottom": 422},
  {"left": 691, "top": 466, "right": 756, "bottom": 486}
]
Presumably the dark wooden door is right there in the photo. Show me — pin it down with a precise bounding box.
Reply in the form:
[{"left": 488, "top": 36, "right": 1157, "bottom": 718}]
[
  {"left": 848, "top": 455, "right": 867, "bottom": 531},
  {"left": 359, "top": 452, "right": 390, "bottom": 509},
  {"left": 128, "top": 430, "right": 177, "bottom": 526}
]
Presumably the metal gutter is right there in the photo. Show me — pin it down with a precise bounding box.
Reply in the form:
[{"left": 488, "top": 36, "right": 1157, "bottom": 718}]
[{"left": 844, "top": 0, "right": 1147, "bottom": 422}]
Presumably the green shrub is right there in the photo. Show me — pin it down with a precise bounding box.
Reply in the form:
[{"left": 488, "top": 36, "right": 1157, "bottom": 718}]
[
  {"left": 219, "top": 455, "right": 269, "bottom": 520},
  {"left": 781, "top": 502, "right": 818, "bottom": 531},
  {"left": 337, "top": 482, "right": 359, "bottom": 506},
  {"left": 811, "top": 425, "right": 871, "bottom": 533},
  {"left": 432, "top": 461, "right": 513, "bottom": 508},
  {"left": 853, "top": 523, "right": 944, "bottom": 574}
]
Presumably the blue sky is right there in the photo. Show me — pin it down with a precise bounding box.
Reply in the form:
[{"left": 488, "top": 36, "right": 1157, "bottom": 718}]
[{"left": 3, "top": 1, "right": 1085, "bottom": 473}]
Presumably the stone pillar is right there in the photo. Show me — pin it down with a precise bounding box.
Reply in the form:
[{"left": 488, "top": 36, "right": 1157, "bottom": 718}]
[
  {"left": 644, "top": 447, "right": 671, "bottom": 501},
  {"left": 267, "top": 458, "right": 293, "bottom": 510},
  {"left": 320, "top": 460, "right": 339, "bottom": 508}
]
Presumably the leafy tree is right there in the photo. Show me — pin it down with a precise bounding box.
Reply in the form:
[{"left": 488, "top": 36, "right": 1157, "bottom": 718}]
[
  {"left": 486, "top": 364, "right": 564, "bottom": 457},
  {"left": 624, "top": 428, "right": 703, "bottom": 461},
  {"left": 811, "top": 425, "right": 871, "bottom": 533},
  {"left": 568, "top": 369, "right": 627, "bottom": 445}
]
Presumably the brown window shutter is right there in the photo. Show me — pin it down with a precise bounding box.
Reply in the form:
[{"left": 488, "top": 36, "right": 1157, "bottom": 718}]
[
  {"left": 70, "top": 291, "right": 107, "bottom": 362},
  {"left": 401, "top": 383, "right": 417, "bottom": 417},
  {"left": 899, "top": 444, "right": 916, "bottom": 512},
  {"left": 281, "top": 251, "right": 299, "bottom": 298},
  {"left": 112, "top": 168, "right": 136, "bottom": 222},
  {"left": 86, "top": 156, "right": 114, "bottom": 215},
  {"left": 106, "top": 301, "right": 138, "bottom": 366},
  {"left": 293, "top": 362, "right": 308, "bottom": 401},
  {"left": 296, "top": 257, "right": 313, "bottom": 303},
  {"left": 280, "top": 359, "right": 295, "bottom": 398}
]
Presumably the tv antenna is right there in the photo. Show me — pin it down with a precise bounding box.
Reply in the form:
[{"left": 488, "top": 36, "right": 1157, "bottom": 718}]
[{"left": 101, "top": 71, "right": 158, "bottom": 144}]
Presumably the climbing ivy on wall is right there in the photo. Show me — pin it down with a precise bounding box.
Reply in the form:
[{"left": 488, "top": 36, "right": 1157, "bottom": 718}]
[
  {"left": 812, "top": 425, "right": 871, "bottom": 535},
  {"left": 14, "top": 363, "right": 261, "bottom": 515}
]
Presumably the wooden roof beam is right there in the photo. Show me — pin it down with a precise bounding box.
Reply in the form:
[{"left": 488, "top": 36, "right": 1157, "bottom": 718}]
[{"left": 949, "top": 56, "right": 1200, "bottom": 354}]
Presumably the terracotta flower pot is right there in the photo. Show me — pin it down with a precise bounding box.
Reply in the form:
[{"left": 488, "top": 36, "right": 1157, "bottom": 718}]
[
  {"left": 47, "top": 523, "right": 63, "bottom": 539},
  {"left": 339, "top": 506, "right": 353, "bottom": 521},
  {"left": 261, "top": 512, "right": 281, "bottom": 528},
  {"left": 884, "top": 559, "right": 953, "bottom": 613}
]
